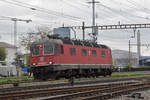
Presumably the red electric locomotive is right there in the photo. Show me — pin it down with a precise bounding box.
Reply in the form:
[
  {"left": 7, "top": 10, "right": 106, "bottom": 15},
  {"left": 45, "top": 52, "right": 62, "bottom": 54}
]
[{"left": 30, "top": 36, "right": 113, "bottom": 80}]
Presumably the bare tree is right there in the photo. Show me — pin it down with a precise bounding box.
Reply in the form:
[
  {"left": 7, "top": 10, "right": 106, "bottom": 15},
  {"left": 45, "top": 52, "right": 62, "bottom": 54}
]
[
  {"left": 19, "top": 26, "right": 53, "bottom": 52},
  {"left": 37, "top": 26, "right": 53, "bottom": 40}
]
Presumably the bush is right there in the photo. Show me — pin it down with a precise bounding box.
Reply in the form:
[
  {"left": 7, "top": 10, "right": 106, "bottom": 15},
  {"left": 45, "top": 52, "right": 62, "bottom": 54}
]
[
  {"left": 0, "top": 46, "right": 7, "bottom": 61},
  {"left": 125, "top": 64, "right": 132, "bottom": 71}
]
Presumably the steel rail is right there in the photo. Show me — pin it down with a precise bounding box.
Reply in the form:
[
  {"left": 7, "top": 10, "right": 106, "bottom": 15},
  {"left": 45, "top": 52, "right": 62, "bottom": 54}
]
[
  {"left": 41, "top": 82, "right": 144, "bottom": 100},
  {"left": 0, "top": 82, "right": 135, "bottom": 100}
]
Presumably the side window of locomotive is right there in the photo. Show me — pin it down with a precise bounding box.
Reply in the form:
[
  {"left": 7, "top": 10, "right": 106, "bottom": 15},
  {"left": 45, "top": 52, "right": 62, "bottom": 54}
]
[
  {"left": 82, "top": 49, "right": 87, "bottom": 56},
  {"left": 31, "top": 45, "right": 40, "bottom": 56},
  {"left": 70, "top": 48, "right": 76, "bottom": 56},
  {"left": 92, "top": 50, "right": 96, "bottom": 56},
  {"left": 101, "top": 51, "right": 105, "bottom": 57},
  {"left": 54, "top": 44, "right": 59, "bottom": 54},
  {"left": 43, "top": 44, "right": 53, "bottom": 55},
  {"left": 60, "top": 45, "right": 64, "bottom": 54}
]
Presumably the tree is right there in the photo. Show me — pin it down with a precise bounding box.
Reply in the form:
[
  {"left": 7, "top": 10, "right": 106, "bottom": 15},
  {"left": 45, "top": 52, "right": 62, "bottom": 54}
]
[
  {"left": 0, "top": 46, "right": 7, "bottom": 61},
  {"left": 13, "top": 52, "right": 24, "bottom": 76},
  {"left": 14, "top": 52, "right": 24, "bottom": 67},
  {"left": 19, "top": 26, "right": 52, "bottom": 52}
]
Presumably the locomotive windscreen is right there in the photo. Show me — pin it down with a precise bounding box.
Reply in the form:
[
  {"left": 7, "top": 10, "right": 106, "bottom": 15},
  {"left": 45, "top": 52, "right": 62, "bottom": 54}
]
[
  {"left": 43, "top": 43, "right": 54, "bottom": 55},
  {"left": 31, "top": 45, "right": 40, "bottom": 56}
]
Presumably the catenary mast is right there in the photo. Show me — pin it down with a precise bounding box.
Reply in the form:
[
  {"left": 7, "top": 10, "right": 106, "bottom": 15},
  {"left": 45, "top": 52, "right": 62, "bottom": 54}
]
[{"left": 88, "top": 0, "right": 99, "bottom": 42}]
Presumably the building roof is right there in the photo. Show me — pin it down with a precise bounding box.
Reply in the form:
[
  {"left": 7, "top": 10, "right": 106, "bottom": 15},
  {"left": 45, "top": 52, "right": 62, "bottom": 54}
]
[{"left": 0, "top": 42, "right": 16, "bottom": 48}]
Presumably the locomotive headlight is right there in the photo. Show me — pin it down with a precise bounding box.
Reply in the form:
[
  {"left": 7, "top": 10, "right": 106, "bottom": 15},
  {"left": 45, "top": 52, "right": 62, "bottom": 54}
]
[
  {"left": 49, "top": 61, "right": 53, "bottom": 64},
  {"left": 33, "top": 63, "right": 36, "bottom": 66}
]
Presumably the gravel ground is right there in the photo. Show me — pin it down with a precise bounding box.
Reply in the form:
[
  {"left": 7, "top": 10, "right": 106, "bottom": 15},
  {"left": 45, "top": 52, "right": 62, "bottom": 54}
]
[{"left": 110, "top": 90, "right": 150, "bottom": 100}]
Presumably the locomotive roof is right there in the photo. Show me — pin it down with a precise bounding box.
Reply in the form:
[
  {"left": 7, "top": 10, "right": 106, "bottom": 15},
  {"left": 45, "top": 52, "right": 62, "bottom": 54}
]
[
  {"left": 31, "top": 39, "right": 63, "bottom": 45},
  {"left": 61, "top": 39, "right": 109, "bottom": 49},
  {"left": 31, "top": 38, "right": 109, "bottom": 49}
]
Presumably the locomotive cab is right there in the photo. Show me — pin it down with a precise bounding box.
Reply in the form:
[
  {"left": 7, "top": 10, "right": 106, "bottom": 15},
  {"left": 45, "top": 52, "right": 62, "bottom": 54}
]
[{"left": 30, "top": 39, "right": 62, "bottom": 67}]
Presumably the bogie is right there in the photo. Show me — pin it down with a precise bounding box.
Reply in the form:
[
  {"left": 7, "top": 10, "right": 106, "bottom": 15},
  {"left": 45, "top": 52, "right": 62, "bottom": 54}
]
[{"left": 32, "top": 66, "right": 113, "bottom": 80}]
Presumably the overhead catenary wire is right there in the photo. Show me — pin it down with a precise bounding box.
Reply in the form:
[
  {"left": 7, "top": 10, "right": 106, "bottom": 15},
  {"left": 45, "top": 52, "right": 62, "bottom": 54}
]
[
  {"left": 97, "top": 3, "right": 150, "bottom": 23},
  {"left": 0, "top": 19, "right": 10, "bottom": 20},
  {"left": 75, "top": 0, "right": 89, "bottom": 7},
  {"left": 94, "top": 0, "right": 150, "bottom": 23},
  {"left": 96, "top": 4, "right": 133, "bottom": 22},
  {"left": 9, "top": 0, "right": 82, "bottom": 20},
  {"left": 96, "top": 5, "right": 140, "bottom": 23},
  {"left": 126, "top": 0, "right": 150, "bottom": 13},
  {"left": 0, "top": 16, "right": 13, "bottom": 19},
  {"left": 1, "top": 0, "right": 150, "bottom": 26},
  {"left": 12, "top": 0, "right": 83, "bottom": 20},
  {"left": 105, "top": 0, "right": 139, "bottom": 11},
  {"left": 0, "top": 0, "right": 84, "bottom": 21},
  {"left": 61, "top": 0, "right": 90, "bottom": 14}
]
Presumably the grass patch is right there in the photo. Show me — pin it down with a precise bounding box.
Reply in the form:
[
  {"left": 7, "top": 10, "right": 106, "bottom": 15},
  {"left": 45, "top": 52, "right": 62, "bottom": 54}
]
[
  {"left": 0, "top": 71, "right": 148, "bottom": 84},
  {"left": 112, "top": 72, "right": 142, "bottom": 77},
  {"left": 0, "top": 76, "right": 34, "bottom": 84}
]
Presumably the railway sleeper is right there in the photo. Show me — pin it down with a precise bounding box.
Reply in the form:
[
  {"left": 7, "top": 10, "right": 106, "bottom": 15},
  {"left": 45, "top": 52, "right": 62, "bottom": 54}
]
[
  {"left": 0, "top": 82, "right": 142, "bottom": 100},
  {"left": 80, "top": 84, "right": 150, "bottom": 100},
  {"left": 37, "top": 83, "right": 145, "bottom": 100}
]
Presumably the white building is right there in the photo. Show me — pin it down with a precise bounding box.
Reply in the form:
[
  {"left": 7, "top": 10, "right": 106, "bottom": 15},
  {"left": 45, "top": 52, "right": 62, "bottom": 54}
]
[
  {"left": 0, "top": 42, "right": 16, "bottom": 64},
  {"left": 0, "top": 42, "right": 17, "bottom": 76}
]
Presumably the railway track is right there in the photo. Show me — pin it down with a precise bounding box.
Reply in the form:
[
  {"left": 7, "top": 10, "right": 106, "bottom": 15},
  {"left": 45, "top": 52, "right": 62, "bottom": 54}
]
[
  {"left": 0, "top": 82, "right": 136, "bottom": 100},
  {"left": 1, "top": 76, "right": 150, "bottom": 100},
  {"left": 1, "top": 80, "right": 150, "bottom": 100},
  {"left": 38, "top": 81, "right": 150, "bottom": 100},
  {"left": 0, "top": 75, "right": 149, "bottom": 93}
]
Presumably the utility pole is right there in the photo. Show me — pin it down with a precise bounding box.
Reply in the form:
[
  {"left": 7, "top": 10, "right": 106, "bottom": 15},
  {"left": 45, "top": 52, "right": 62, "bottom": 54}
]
[
  {"left": 137, "top": 30, "right": 141, "bottom": 65},
  {"left": 129, "top": 40, "right": 131, "bottom": 65},
  {"left": 11, "top": 18, "right": 32, "bottom": 77},
  {"left": 82, "top": 22, "right": 85, "bottom": 40},
  {"left": 13, "top": 20, "right": 17, "bottom": 50},
  {"left": 11, "top": 18, "right": 32, "bottom": 53},
  {"left": 88, "top": 0, "right": 99, "bottom": 42}
]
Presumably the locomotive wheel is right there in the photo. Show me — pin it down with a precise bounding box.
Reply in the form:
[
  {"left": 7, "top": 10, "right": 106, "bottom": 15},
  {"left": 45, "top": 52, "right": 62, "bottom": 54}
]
[
  {"left": 103, "top": 71, "right": 106, "bottom": 77},
  {"left": 41, "top": 73, "right": 48, "bottom": 81},
  {"left": 109, "top": 71, "right": 112, "bottom": 76},
  {"left": 33, "top": 72, "right": 40, "bottom": 80}
]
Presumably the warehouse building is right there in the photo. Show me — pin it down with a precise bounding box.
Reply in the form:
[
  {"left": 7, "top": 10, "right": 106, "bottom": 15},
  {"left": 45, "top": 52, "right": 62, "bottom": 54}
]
[{"left": 112, "top": 49, "right": 138, "bottom": 68}]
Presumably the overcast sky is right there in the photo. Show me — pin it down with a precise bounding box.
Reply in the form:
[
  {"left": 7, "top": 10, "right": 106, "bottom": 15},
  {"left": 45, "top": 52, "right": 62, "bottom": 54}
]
[{"left": 0, "top": 0, "right": 150, "bottom": 55}]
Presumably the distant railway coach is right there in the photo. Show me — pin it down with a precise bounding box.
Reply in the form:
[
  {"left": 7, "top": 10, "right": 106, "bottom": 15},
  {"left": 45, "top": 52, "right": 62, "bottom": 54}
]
[{"left": 30, "top": 36, "right": 113, "bottom": 80}]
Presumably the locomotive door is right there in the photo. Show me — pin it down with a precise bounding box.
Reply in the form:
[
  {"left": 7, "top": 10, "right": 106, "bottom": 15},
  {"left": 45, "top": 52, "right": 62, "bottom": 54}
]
[
  {"left": 88, "top": 48, "right": 92, "bottom": 64},
  {"left": 59, "top": 45, "right": 64, "bottom": 64}
]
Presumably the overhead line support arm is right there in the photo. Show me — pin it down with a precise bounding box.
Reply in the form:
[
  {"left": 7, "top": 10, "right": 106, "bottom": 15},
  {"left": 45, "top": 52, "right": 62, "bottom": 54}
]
[{"left": 63, "top": 23, "right": 150, "bottom": 30}]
